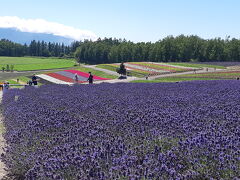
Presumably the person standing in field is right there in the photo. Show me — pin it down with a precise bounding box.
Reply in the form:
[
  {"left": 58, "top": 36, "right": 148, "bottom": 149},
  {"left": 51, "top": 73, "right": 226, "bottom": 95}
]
[
  {"left": 32, "top": 74, "right": 38, "bottom": 87},
  {"left": 87, "top": 72, "right": 93, "bottom": 84},
  {"left": 74, "top": 73, "right": 78, "bottom": 83},
  {"left": 3, "top": 81, "right": 9, "bottom": 93}
]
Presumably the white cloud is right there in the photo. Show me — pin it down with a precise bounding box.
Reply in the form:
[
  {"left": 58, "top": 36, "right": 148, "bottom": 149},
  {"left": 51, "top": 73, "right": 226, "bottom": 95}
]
[{"left": 0, "top": 16, "right": 97, "bottom": 41}]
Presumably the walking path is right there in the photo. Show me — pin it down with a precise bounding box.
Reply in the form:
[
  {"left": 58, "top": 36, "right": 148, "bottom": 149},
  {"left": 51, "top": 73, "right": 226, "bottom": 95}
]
[{"left": 0, "top": 91, "right": 7, "bottom": 179}]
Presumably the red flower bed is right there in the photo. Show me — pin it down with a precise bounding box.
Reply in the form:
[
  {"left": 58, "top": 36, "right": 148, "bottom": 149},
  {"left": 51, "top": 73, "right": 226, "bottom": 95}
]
[
  {"left": 47, "top": 73, "right": 86, "bottom": 83},
  {"left": 64, "top": 70, "right": 110, "bottom": 80}
]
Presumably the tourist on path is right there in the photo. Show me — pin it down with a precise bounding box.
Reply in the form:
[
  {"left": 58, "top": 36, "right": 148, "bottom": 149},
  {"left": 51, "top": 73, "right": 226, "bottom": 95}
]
[
  {"left": 87, "top": 72, "right": 93, "bottom": 84},
  {"left": 74, "top": 73, "right": 78, "bottom": 83},
  {"left": 32, "top": 74, "right": 38, "bottom": 87},
  {"left": 3, "top": 81, "right": 9, "bottom": 93}
]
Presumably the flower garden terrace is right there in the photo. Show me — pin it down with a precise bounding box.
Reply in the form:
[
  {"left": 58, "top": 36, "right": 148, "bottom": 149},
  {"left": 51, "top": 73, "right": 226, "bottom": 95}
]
[
  {"left": 1, "top": 81, "right": 240, "bottom": 179},
  {"left": 96, "top": 62, "right": 227, "bottom": 78}
]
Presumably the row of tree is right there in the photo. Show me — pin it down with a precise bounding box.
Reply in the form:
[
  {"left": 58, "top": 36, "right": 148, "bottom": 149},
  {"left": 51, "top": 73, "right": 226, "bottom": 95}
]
[
  {"left": 0, "top": 39, "right": 81, "bottom": 57},
  {"left": 1, "top": 35, "right": 240, "bottom": 63},
  {"left": 75, "top": 36, "right": 240, "bottom": 64}
]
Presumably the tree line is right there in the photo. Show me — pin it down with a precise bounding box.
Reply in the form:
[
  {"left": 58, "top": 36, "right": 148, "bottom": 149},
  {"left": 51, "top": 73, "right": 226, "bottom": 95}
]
[
  {"left": 75, "top": 35, "right": 240, "bottom": 64},
  {"left": 0, "top": 39, "right": 81, "bottom": 57},
  {"left": 1, "top": 35, "right": 240, "bottom": 63}
]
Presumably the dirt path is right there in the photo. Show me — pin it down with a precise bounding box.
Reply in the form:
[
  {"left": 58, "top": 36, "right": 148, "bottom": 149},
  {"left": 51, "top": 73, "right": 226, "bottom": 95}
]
[{"left": 0, "top": 91, "right": 7, "bottom": 179}]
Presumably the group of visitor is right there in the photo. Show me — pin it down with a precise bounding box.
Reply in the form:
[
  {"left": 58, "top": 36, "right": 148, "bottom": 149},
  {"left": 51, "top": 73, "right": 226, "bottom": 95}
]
[
  {"left": 74, "top": 72, "right": 93, "bottom": 84},
  {"left": 1, "top": 72, "right": 94, "bottom": 92},
  {"left": 27, "top": 74, "right": 39, "bottom": 87}
]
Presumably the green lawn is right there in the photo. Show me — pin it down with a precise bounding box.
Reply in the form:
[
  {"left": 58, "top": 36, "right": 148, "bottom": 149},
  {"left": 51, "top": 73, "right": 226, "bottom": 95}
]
[
  {"left": 0, "top": 56, "right": 76, "bottom": 71},
  {"left": 167, "top": 62, "right": 226, "bottom": 69},
  {"left": 76, "top": 66, "right": 118, "bottom": 79},
  {"left": 96, "top": 64, "right": 118, "bottom": 72},
  {"left": 4, "top": 79, "right": 24, "bottom": 88},
  {"left": 6, "top": 79, "right": 19, "bottom": 84},
  {"left": 17, "top": 76, "right": 32, "bottom": 83},
  {"left": 5, "top": 76, "right": 42, "bottom": 86}
]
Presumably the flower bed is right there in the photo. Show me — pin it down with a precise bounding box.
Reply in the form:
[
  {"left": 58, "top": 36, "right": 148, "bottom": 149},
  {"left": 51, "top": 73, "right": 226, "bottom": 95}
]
[
  {"left": 1, "top": 81, "right": 240, "bottom": 179},
  {"left": 40, "top": 70, "right": 111, "bottom": 84},
  {"left": 64, "top": 70, "right": 110, "bottom": 80},
  {"left": 124, "top": 66, "right": 153, "bottom": 75},
  {"left": 46, "top": 73, "right": 75, "bottom": 83},
  {"left": 129, "top": 62, "right": 193, "bottom": 72},
  {"left": 128, "top": 62, "right": 177, "bottom": 72},
  {"left": 55, "top": 71, "right": 88, "bottom": 81}
]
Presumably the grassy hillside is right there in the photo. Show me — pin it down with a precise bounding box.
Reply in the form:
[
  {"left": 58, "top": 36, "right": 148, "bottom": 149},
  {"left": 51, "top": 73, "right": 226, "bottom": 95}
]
[{"left": 0, "top": 56, "right": 76, "bottom": 71}]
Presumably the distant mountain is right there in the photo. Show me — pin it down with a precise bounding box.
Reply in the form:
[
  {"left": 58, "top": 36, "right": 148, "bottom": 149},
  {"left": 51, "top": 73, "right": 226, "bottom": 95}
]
[{"left": 0, "top": 28, "right": 75, "bottom": 45}]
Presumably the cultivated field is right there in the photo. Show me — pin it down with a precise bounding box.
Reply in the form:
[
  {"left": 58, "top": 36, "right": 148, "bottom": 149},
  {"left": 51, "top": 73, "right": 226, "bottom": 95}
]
[
  {"left": 96, "top": 62, "right": 226, "bottom": 78},
  {"left": 1, "top": 81, "right": 239, "bottom": 179},
  {"left": 0, "top": 56, "right": 76, "bottom": 71}
]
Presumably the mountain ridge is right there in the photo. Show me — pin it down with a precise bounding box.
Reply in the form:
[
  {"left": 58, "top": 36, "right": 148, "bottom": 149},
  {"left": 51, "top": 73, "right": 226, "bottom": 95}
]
[{"left": 0, "top": 28, "right": 75, "bottom": 45}]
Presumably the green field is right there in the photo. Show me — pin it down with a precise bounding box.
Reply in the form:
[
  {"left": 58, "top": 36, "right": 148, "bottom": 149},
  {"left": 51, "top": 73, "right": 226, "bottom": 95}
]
[
  {"left": 0, "top": 56, "right": 76, "bottom": 71},
  {"left": 75, "top": 66, "right": 118, "bottom": 79},
  {"left": 3, "top": 76, "right": 42, "bottom": 87},
  {"left": 17, "top": 76, "right": 32, "bottom": 83},
  {"left": 96, "top": 64, "right": 118, "bottom": 72}
]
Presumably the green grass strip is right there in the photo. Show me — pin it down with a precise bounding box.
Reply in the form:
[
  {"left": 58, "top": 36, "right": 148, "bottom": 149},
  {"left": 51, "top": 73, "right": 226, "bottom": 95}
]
[
  {"left": 167, "top": 62, "right": 226, "bottom": 69},
  {"left": 76, "top": 66, "right": 118, "bottom": 79},
  {"left": 96, "top": 64, "right": 118, "bottom": 72}
]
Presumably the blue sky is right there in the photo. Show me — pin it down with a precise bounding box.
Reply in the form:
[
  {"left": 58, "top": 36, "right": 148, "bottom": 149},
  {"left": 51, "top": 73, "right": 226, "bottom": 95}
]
[{"left": 0, "top": 0, "right": 239, "bottom": 42}]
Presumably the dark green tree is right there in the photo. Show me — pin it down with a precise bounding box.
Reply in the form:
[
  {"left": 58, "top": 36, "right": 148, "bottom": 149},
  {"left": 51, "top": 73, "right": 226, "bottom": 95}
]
[
  {"left": 6, "top": 64, "right": 10, "bottom": 72},
  {"left": 117, "top": 62, "right": 127, "bottom": 75}
]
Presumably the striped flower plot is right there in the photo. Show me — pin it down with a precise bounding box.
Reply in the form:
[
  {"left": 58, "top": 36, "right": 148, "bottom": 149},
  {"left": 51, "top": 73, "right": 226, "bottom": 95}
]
[{"left": 37, "top": 70, "right": 111, "bottom": 84}]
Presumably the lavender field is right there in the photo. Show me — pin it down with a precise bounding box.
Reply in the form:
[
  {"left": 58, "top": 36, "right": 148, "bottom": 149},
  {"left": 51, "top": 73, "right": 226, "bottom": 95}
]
[{"left": 1, "top": 81, "right": 240, "bottom": 179}]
